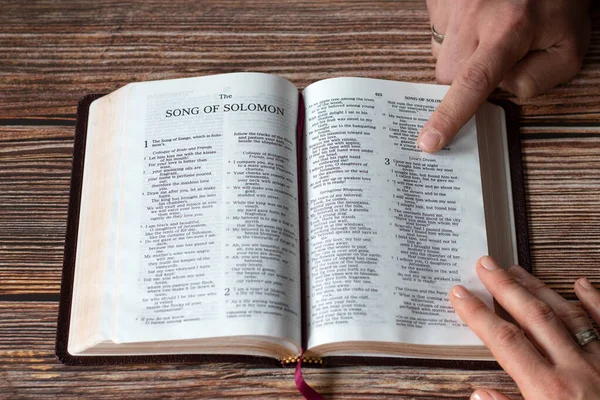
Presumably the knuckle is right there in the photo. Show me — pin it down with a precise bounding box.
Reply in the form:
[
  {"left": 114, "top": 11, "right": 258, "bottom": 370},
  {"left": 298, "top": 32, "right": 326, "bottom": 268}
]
[
  {"left": 523, "top": 278, "right": 546, "bottom": 294},
  {"left": 525, "top": 301, "right": 556, "bottom": 326},
  {"left": 428, "top": 104, "right": 458, "bottom": 135},
  {"left": 492, "top": 322, "right": 524, "bottom": 348},
  {"left": 540, "top": 376, "right": 587, "bottom": 400},
  {"left": 485, "top": 5, "right": 531, "bottom": 55},
  {"left": 495, "top": 275, "right": 522, "bottom": 292},
  {"left": 553, "top": 302, "right": 588, "bottom": 323},
  {"left": 456, "top": 61, "right": 494, "bottom": 92},
  {"left": 502, "top": 3, "right": 529, "bottom": 33},
  {"left": 468, "top": 299, "right": 491, "bottom": 319},
  {"left": 435, "top": 65, "right": 453, "bottom": 85}
]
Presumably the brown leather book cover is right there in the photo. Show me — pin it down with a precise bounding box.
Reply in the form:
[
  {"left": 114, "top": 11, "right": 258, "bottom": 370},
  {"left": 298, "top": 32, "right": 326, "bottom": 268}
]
[{"left": 56, "top": 93, "right": 529, "bottom": 369}]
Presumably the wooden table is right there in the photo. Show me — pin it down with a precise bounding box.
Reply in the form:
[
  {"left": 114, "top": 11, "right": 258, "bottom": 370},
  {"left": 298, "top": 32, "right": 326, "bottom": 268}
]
[{"left": 1, "top": 1, "right": 599, "bottom": 398}]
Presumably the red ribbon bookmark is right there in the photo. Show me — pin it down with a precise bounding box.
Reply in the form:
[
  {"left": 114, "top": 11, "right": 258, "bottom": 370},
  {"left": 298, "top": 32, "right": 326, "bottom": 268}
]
[{"left": 294, "top": 352, "right": 324, "bottom": 400}]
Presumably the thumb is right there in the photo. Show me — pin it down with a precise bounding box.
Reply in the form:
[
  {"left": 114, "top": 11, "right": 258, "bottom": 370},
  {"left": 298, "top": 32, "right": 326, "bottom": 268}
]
[
  {"left": 471, "top": 388, "right": 512, "bottom": 400},
  {"left": 500, "top": 46, "right": 584, "bottom": 99}
]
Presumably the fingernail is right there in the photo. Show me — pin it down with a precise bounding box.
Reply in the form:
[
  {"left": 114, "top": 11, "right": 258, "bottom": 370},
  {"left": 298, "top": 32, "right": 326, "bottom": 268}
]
[
  {"left": 472, "top": 390, "right": 495, "bottom": 400},
  {"left": 479, "top": 256, "right": 499, "bottom": 271},
  {"left": 578, "top": 278, "right": 593, "bottom": 290},
  {"left": 508, "top": 265, "right": 528, "bottom": 282},
  {"left": 418, "top": 128, "right": 442, "bottom": 152},
  {"left": 452, "top": 285, "right": 473, "bottom": 299}
]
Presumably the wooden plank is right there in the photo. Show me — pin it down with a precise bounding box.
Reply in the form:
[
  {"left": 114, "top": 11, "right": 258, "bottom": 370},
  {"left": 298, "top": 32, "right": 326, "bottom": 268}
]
[
  {"left": 0, "top": 125, "right": 74, "bottom": 142},
  {"left": 1, "top": 2, "right": 599, "bottom": 398},
  {"left": 522, "top": 135, "right": 600, "bottom": 294},
  {"left": 0, "top": 127, "right": 72, "bottom": 296},
  {"left": 0, "top": 302, "right": 522, "bottom": 400},
  {"left": 1, "top": 126, "right": 599, "bottom": 298},
  {"left": 0, "top": 1, "right": 599, "bottom": 125}
]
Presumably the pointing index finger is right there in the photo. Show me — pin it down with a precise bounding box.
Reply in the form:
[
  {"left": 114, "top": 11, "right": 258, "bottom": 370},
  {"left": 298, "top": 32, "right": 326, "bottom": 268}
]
[{"left": 418, "top": 42, "right": 520, "bottom": 152}]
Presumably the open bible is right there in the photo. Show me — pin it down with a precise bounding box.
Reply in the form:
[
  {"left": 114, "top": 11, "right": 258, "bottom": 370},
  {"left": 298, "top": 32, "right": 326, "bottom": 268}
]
[{"left": 56, "top": 73, "right": 529, "bottom": 367}]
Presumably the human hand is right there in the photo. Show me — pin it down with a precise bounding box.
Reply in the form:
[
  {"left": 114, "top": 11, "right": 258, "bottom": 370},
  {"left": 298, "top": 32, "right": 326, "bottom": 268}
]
[
  {"left": 418, "top": 0, "right": 591, "bottom": 153},
  {"left": 450, "top": 256, "right": 600, "bottom": 399}
]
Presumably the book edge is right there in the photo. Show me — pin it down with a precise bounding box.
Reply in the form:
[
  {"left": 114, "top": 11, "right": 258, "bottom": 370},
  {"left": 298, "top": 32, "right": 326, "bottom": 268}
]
[
  {"left": 54, "top": 94, "right": 283, "bottom": 367},
  {"left": 55, "top": 93, "right": 105, "bottom": 365},
  {"left": 314, "top": 99, "right": 528, "bottom": 370},
  {"left": 489, "top": 99, "right": 531, "bottom": 272},
  {"left": 56, "top": 94, "right": 528, "bottom": 370}
]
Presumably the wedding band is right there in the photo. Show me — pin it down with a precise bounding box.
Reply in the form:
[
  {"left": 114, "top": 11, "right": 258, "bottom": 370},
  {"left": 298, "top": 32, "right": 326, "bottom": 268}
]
[
  {"left": 431, "top": 25, "right": 445, "bottom": 44},
  {"left": 574, "top": 328, "right": 599, "bottom": 347}
]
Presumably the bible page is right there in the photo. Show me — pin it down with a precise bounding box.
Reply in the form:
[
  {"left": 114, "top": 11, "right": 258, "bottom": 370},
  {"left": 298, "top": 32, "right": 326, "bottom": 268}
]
[
  {"left": 108, "top": 73, "right": 301, "bottom": 349},
  {"left": 302, "top": 77, "right": 493, "bottom": 350}
]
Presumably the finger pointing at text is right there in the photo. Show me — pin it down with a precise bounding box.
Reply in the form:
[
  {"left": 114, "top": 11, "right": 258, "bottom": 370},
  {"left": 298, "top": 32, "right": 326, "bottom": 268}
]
[{"left": 419, "top": 0, "right": 591, "bottom": 153}]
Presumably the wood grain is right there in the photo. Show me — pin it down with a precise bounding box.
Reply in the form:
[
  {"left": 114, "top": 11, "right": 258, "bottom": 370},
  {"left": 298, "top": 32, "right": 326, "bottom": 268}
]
[
  {"left": 522, "top": 133, "right": 600, "bottom": 294},
  {"left": 0, "top": 302, "right": 523, "bottom": 400},
  {"left": 2, "top": 1, "right": 600, "bottom": 398},
  {"left": 0, "top": 1, "right": 599, "bottom": 125},
  {"left": 2, "top": 126, "right": 599, "bottom": 296}
]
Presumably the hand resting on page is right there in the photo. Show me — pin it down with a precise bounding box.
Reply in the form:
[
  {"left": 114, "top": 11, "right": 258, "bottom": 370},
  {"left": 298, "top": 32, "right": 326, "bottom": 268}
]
[
  {"left": 419, "top": 0, "right": 591, "bottom": 153},
  {"left": 450, "top": 256, "right": 600, "bottom": 400}
]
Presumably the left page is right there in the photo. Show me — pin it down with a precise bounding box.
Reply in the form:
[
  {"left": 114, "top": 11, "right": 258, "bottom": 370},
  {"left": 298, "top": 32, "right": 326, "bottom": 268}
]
[{"left": 108, "top": 73, "right": 302, "bottom": 349}]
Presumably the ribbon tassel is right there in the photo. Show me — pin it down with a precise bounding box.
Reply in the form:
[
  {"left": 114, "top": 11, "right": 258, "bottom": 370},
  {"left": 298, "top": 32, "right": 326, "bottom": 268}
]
[{"left": 293, "top": 351, "right": 324, "bottom": 400}]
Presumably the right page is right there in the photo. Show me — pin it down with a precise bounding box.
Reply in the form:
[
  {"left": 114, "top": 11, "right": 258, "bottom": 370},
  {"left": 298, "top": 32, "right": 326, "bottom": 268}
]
[{"left": 302, "top": 77, "right": 494, "bottom": 353}]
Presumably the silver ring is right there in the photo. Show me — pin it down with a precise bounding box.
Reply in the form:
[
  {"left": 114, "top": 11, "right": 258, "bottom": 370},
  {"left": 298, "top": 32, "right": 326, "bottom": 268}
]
[
  {"left": 575, "top": 328, "right": 599, "bottom": 347},
  {"left": 431, "top": 25, "right": 445, "bottom": 44}
]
